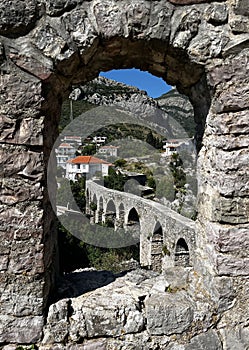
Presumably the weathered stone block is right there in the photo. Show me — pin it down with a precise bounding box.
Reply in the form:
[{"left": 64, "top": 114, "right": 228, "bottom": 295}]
[
  {"left": 215, "top": 254, "right": 249, "bottom": 276},
  {"left": 206, "top": 110, "right": 249, "bottom": 136},
  {"left": 44, "top": 0, "right": 81, "bottom": 16},
  {"left": 0, "top": 203, "right": 43, "bottom": 234},
  {"left": 0, "top": 144, "right": 43, "bottom": 180},
  {"left": 188, "top": 23, "right": 229, "bottom": 61},
  {"left": 0, "top": 315, "right": 43, "bottom": 344},
  {"left": 219, "top": 326, "right": 249, "bottom": 350},
  {"left": 0, "top": 114, "right": 44, "bottom": 145},
  {"left": 8, "top": 240, "right": 44, "bottom": 275},
  {"left": 145, "top": 291, "right": 194, "bottom": 335},
  {"left": 82, "top": 295, "right": 144, "bottom": 337},
  {"left": 205, "top": 3, "right": 228, "bottom": 25},
  {"left": 146, "top": 1, "right": 174, "bottom": 40},
  {"left": 214, "top": 80, "right": 249, "bottom": 113},
  {"left": 233, "top": 0, "right": 249, "bottom": 17},
  {"left": 0, "top": 0, "right": 39, "bottom": 36},
  {"left": 213, "top": 196, "right": 249, "bottom": 225},
  {"left": 207, "top": 49, "right": 249, "bottom": 87},
  {"left": 43, "top": 300, "right": 68, "bottom": 340},
  {"left": 208, "top": 222, "right": 249, "bottom": 256},
  {"left": 185, "top": 330, "right": 222, "bottom": 350},
  {"left": 0, "top": 274, "right": 44, "bottom": 316}
]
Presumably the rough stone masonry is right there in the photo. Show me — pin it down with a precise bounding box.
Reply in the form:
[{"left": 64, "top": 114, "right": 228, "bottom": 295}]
[{"left": 0, "top": 0, "right": 248, "bottom": 348}]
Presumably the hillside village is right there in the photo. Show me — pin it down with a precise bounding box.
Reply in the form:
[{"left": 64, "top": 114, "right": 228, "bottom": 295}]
[
  {"left": 55, "top": 77, "right": 196, "bottom": 218},
  {"left": 54, "top": 78, "right": 197, "bottom": 279}
]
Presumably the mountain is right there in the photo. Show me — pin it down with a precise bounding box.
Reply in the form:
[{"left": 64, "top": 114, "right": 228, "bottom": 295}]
[
  {"left": 60, "top": 77, "right": 195, "bottom": 139},
  {"left": 156, "top": 88, "right": 195, "bottom": 137}
]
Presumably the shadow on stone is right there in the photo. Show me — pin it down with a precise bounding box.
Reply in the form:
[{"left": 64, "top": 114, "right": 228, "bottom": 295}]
[{"left": 55, "top": 269, "right": 127, "bottom": 300}]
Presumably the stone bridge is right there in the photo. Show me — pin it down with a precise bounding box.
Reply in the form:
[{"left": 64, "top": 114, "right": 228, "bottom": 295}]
[
  {"left": 0, "top": 0, "right": 248, "bottom": 347},
  {"left": 86, "top": 180, "right": 196, "bottom": 272}
]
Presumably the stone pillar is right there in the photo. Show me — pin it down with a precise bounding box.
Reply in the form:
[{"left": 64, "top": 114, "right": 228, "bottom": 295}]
[
  {"left": 0, "top": 67, "right": 57, "bottom": 343},
  {"left": 151, "top": 234, "right": 163, "bottom": 273},
  {"left": 195, "top": 48, "right": 249, "bottom": 305},
  {"left": 95, "top": 209, "right": 104, "bottom": 224}
]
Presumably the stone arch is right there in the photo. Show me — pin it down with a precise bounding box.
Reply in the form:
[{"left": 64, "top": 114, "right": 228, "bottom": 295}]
[
  {"left": 105, "top": 199, "right": 117, "bottom": 228},
  {"left": 92, "top": 193, "right": 97, "bottom": 207},
  {"left": 175, "top": 238, "right": 190, "bottom": 267},
  {"left": 150, "top": 221, "right": 164, "bottom": 273},
  {"left": 127, "top": 207, "right": 140, "bottom": 226}
]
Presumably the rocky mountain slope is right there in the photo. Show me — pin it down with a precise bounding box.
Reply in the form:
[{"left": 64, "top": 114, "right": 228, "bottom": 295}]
[
  {"left": 156, "top": 88, "right": 195, "bottom": 137},
  {"left": 61, "top": 76, "right": 195, "bottom": 140}
]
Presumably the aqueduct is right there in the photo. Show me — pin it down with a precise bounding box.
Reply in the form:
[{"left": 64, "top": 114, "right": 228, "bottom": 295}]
[
  {"left": 86, "top": 180, "right": 195, "bottom": 272},
  {"left": 0, "top": 0, "right": 248, "bottom": 347}
]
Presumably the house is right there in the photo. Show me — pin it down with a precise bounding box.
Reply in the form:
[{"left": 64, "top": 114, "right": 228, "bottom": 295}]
[
  {"left": 162, "top": 139, "right": 193, "bottom": 157},
  {"left": 56, "top": 143, "right": 76, "bottom": 169},
  {"left": 62, "top": 136, "right": 82, "bottom": 147},
  {"left": 66, "top": 155, "right": 112, "bottom": 181},
  {"left": 92, "top": 136, "right": 107, "bottom": 147},
  {"left": 98, "top": 145, "right": 119, "bottom": 157}
]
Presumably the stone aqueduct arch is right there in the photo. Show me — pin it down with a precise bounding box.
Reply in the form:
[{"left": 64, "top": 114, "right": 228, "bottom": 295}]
[
  {"left": 86, "top": 180, "right": 196, "bottom": 269},
  {"left": 0, "top": 0, "right": 248, "bottom": 345}
]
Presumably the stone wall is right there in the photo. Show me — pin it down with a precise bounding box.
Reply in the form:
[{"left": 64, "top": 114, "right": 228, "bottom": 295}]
[{"left": 0, "top": 0, "right": 248, "bottom": 347}]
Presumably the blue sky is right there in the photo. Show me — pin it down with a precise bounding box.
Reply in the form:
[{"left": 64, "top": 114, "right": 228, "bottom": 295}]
[{"left": 100, "top": 69, "right": 171, "bottom": 98}]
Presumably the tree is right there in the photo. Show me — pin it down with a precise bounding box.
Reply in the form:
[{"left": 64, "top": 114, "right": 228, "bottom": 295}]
[
  {"left": 70, "top": 177, "right": 86, "bottom": 211},
  {"left": 81, "top": 144, "right": 96, "bottom": 155},
  {"left": 114, "top": 158, "right": 127, "bottom": 168},
  {"left": 147, "top": 175, "right": 156, "bottom": 189},
  {"left": 104, "top": 167, "right": 127, "bottom": 191},
  {"left": 146, "top": 130, "right": 154, "bottom": 147},
  {"left": 169, "top": 153, "right": 186, "bottom": 195}
]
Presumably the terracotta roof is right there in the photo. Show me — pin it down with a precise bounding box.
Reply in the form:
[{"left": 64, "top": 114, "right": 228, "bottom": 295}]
[{"left": 67, "top": 156, "right": 112, "bottom": 165}]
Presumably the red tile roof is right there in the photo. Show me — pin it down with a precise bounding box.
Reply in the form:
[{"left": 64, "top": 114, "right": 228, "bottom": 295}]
[{"left": 67, "top": 156, "right": 111, "bottom": 165}]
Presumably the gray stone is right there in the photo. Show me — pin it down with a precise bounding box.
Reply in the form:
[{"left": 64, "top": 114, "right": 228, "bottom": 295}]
[
  {"left": 185, "top": 330, "right": 222, "bottom": 350},
  {"left": 219, "top": 326, "right": 249, "bottom": 350},
  {"left": 0, "top": 0, "right": 40, "bottom": 36},
  {"left": 0, "top": 315, "right": 43, "bottom": 343},
  {"left": 205, "top": 4, "right": 228, "bottom": 25},
  {"left": 233, "top": 0, "right": 249, "bottom": 17},
  {"left": 145, "top": 291, "right": 194, "bottom": 335}
]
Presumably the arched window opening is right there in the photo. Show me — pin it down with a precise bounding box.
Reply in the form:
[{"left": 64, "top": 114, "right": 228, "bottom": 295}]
[
  {"left": 127, "top": 207, "right": 140, "bottom": 225},
  {"left": 105, "top": 199, "right": 116, "bottom": 228},
  {"left": 126, "top": 207, "right": 140, "bottom": 240},
  {"left": 90, "top": 194, "right": 97, "bottom": 211},
  {"left": 151, "top": 221, "right": 163, "bottom": 273},
  {"left": 175, "top": 238, "right": 190, "bottom": 267}
]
